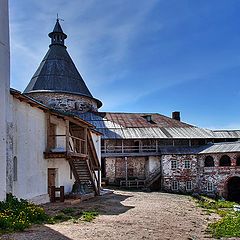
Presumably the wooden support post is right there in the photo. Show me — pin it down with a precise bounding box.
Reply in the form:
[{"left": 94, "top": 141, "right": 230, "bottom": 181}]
[
  {"left": 60, "top": 186, "right": 65, "bottom": 202},
  {"left": 50, "top": 186, "right": 56, "bottom": 203},
  {"left": 104, "top": 141, "right": 107, "bottom": 153},
  {"left": 84, "top": 128, "right": 88, "bottom": 154},
  {"left": 66, "top": 120, "right": 69, "bottom": 154},
  {"left": 46, "top": 113, "right": 51, "bottom": 152},
  {"left": 97, "top": 169, "right": 101, "bottom": 195},
  {"left": 125, "top": 157, "right": 128, "bottom": 187},
  {"left": 121, "top": 140, "right": 124, "bottom": 153}
]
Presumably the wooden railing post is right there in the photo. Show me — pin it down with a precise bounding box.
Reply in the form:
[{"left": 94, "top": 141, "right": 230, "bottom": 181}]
[
  {"left": 66, "top": 120, "right": 69, "bottom": 154},
  {"left": 50, "top": 186, "right": 56, "bottom": 203},
  {"left": 84, "top": 128, "right": 88, "bottom": 154},
  {"left": 60, "top": 186, "right": 65, "bottom": 202},
  {"left": 98, "top": 169, "right": 101, "bottom": 195}
]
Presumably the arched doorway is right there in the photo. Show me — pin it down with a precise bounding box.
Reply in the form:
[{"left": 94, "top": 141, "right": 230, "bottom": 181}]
[{"left": 227, "top": 176, "right": 240, "bottom": 202}]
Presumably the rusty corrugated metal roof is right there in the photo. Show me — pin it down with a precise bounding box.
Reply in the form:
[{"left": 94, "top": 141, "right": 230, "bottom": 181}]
[
  {"left": 73, "top": 112, "right": 218, "bottom": 139},
  {"left": 72, "top": 112, "right": 240, "bottom": 140}
]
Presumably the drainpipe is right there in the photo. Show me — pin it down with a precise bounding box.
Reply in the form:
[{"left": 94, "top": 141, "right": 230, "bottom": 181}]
[{"left": 125, "top": 157, "right": 128, "bottom": 187}]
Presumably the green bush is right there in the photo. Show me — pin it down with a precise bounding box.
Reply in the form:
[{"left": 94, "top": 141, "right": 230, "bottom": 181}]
[
  {"left": 196, "top": 196, "right": 235, "bottom": 210},
  {"left": 81, "top": 211, "right": 98, "bottom": 222},
  {"left": 0, "top": 194, "right": 48, "bottom": 232},
  {"left": 209, "top": 212, "right": 240, "bottom": 238}
]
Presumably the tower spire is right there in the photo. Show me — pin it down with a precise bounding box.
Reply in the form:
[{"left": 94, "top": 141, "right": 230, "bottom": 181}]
[{"left": 48, "top": 18, "right": 67, "bottom": 47}]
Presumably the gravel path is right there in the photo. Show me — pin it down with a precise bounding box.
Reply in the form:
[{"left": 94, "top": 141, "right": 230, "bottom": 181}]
[{"left": 1, "top": 190, "right": 219, "bottom": 240}]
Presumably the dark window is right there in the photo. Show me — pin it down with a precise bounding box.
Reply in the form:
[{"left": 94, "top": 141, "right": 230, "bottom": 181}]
[
  {"left": 204, "top": 156, "right": 214, "bottom": 167},
  {"left": 219, "top": 155, "right": 231, "bottom": 166},
  {"left": 236, "top": 157, "right": 240, "bottom": 166}
]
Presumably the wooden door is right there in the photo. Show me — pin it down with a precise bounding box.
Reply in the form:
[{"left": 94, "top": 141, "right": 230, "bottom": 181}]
[{"left": 48, "top": 168, "right": 56, "bottom": 194}]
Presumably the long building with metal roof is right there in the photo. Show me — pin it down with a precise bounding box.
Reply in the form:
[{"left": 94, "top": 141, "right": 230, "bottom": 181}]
[{"left": 23, "top": 19, "right": 240, "bottom": 202}]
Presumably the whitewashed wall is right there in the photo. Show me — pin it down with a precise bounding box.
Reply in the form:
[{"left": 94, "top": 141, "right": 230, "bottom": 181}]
[
  {"left": 10, "top": 97, "right": 77, "bottom": 203},
  {"left": 0, "top": 0, "right": 10, "bottom": 200},
  {"left": 11, "top": 97, "right": 49, "bottom": 203},
  {"left": 47, "top": 158, "right": 75, "bottom": 193}
]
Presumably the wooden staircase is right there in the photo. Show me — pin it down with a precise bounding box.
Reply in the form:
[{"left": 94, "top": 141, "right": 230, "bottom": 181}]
[
  {"left": 144, "top": 167, "right": 161, "bottom": 188},
  {"left": 68, "top": 129, "right": 101, "bottom": 196}
]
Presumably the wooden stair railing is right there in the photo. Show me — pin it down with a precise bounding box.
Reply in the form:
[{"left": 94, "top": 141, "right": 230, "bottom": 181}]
[
  {"left": 145, "top": 166, "right": 161, "bottom": 188},
  {"left": 86, "top": 158, "right": 100, "bottom": 195}
]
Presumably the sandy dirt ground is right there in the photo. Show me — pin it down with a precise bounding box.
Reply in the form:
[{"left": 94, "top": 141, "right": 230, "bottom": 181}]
[{"left": 1, "top": 190, "right": 220, "bottom": 240}]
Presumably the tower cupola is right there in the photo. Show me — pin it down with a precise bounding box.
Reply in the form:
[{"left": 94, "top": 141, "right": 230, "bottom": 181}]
[
  {"left": 48, "top": 19, "right": 67, "bottom": 47},
  {"left": 24, "top": 19, "right": 102, "bottom": 112}
]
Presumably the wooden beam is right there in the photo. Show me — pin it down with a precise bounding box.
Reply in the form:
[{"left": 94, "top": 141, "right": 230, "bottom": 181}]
[
  {"left": 46, "top": 112, "right": 51, "bottom": 152},
  {"left": 84, "top": 127, "right": 88, "bottom": 154},
  {"left": 66, "top": 120, "right": 69, "bottom": 154}
]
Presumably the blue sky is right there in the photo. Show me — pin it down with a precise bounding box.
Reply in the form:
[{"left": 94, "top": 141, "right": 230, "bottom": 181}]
[{"left": 9, "top": 0, "right": 240, "bottom": 129}]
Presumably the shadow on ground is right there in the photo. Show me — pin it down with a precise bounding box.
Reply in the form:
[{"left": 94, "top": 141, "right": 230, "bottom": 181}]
[
  {"left": 44, "top": 192, "right": 134, "bottom": 216},
  {"left": 0, "top": 192, "right": 134, "bottom": 240},
  {"left": 0, "top": 225, "right": 73, "bottom": 240}
]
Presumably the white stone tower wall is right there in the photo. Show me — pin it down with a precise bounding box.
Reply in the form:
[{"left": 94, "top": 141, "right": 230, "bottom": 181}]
[{"left": 0, "top": 0, "right": 10, "bottom": 200}]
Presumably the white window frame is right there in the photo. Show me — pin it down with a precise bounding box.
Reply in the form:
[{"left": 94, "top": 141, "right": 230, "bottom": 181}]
[
  {"left": 171, "top": 160, "right": 177, "bottom": 169},
  {"left": 207, "top": 182, "right": 213, "bottom": 192},
  {"left": 184, "top": 160, "right": 191, "bottom": 169},
  {"left": 186, "top": 181, "right": 192, "bottom": 191},
  {"left": 172, "top": 181, "right": 179, "bottom": 191}
]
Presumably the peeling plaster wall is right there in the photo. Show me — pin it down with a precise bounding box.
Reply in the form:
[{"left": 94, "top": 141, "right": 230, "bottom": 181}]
[
  {"left": 11, "top": 98, "right": 48, "bottom": 201},
  {"left": 106, "top": 157, "right": 146, "bottom": 183},
  {"left": 162, "top": 154, "right": 198, "bottom": 193},
  {"left": 28, "top": 92, "right": 98, "bottom": 112},
  {"left": 0, "top": 0, "right": 10, "bottom": 200},
  {"left": 146, "top": 156, "right": 160, "bottom": 176},
  {"left": 198, "top": 153, "right": 240, "bottom": 198},
  {"left": 6, "top": 95, "right": 14, "bottom": 194}
]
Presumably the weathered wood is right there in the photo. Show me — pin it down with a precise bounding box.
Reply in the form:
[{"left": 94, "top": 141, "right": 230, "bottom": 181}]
[
  {"left": 84, "top": 127, "right": 88, "bottom": 154},
  {"left": 46, "top": 113, "right": 51, "bottom": 152},
  {"left": 66, "top": 120, "right": 69, "bottom": 153},
  {"left": 50, "top": 185, "right": 65, "bottom": 203},
  {"left": 50, "top": 186, "right": 56, "bottom": 202},
  {"left": 60, "top": 186, "right": 64, "bottom": 202}
]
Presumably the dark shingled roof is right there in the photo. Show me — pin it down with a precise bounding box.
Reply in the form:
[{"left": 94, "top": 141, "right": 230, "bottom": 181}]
[{"left": 24, "top": 20, "right": 102, "bottom": 108}]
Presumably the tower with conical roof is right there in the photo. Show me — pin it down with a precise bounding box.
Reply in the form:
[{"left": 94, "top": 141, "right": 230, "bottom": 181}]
[{"left": 24, "top": 19, "right": 102, "bottom": 112}]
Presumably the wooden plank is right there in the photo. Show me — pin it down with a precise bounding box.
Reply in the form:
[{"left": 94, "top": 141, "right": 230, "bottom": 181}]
[
  {"left": 84, "top": 127, "right": 88, "bottom": 154},
  {"left": 66, "top": 120, "right": 69, "bottom": 154},
  {"left": 46, "top": 113, "right": 51, "bottom": 152}
]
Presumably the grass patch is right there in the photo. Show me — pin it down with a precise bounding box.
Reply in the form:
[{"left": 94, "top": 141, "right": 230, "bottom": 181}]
[
  {"left": 50, "top": 209, "right": 98, "bottom": 224},
  {"left": 81, "top": 211, "right": 98, "bottom": 222},
  {"left": 208, "top": 212, "right": 240, "bottom": 238},
  {"left": 195, "top": 195, "right": 240, "bottom": 238},
  {"left": 0, "top": 195, "right": 99, "bottom": 234},
  {"left": 0, "top": 194, "right": 48, "bottom": 233}
]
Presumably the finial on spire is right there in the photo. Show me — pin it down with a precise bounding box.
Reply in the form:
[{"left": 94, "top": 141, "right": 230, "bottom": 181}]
[{"left": 56, "top": 13, "right": 64, "bottom": 22}]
